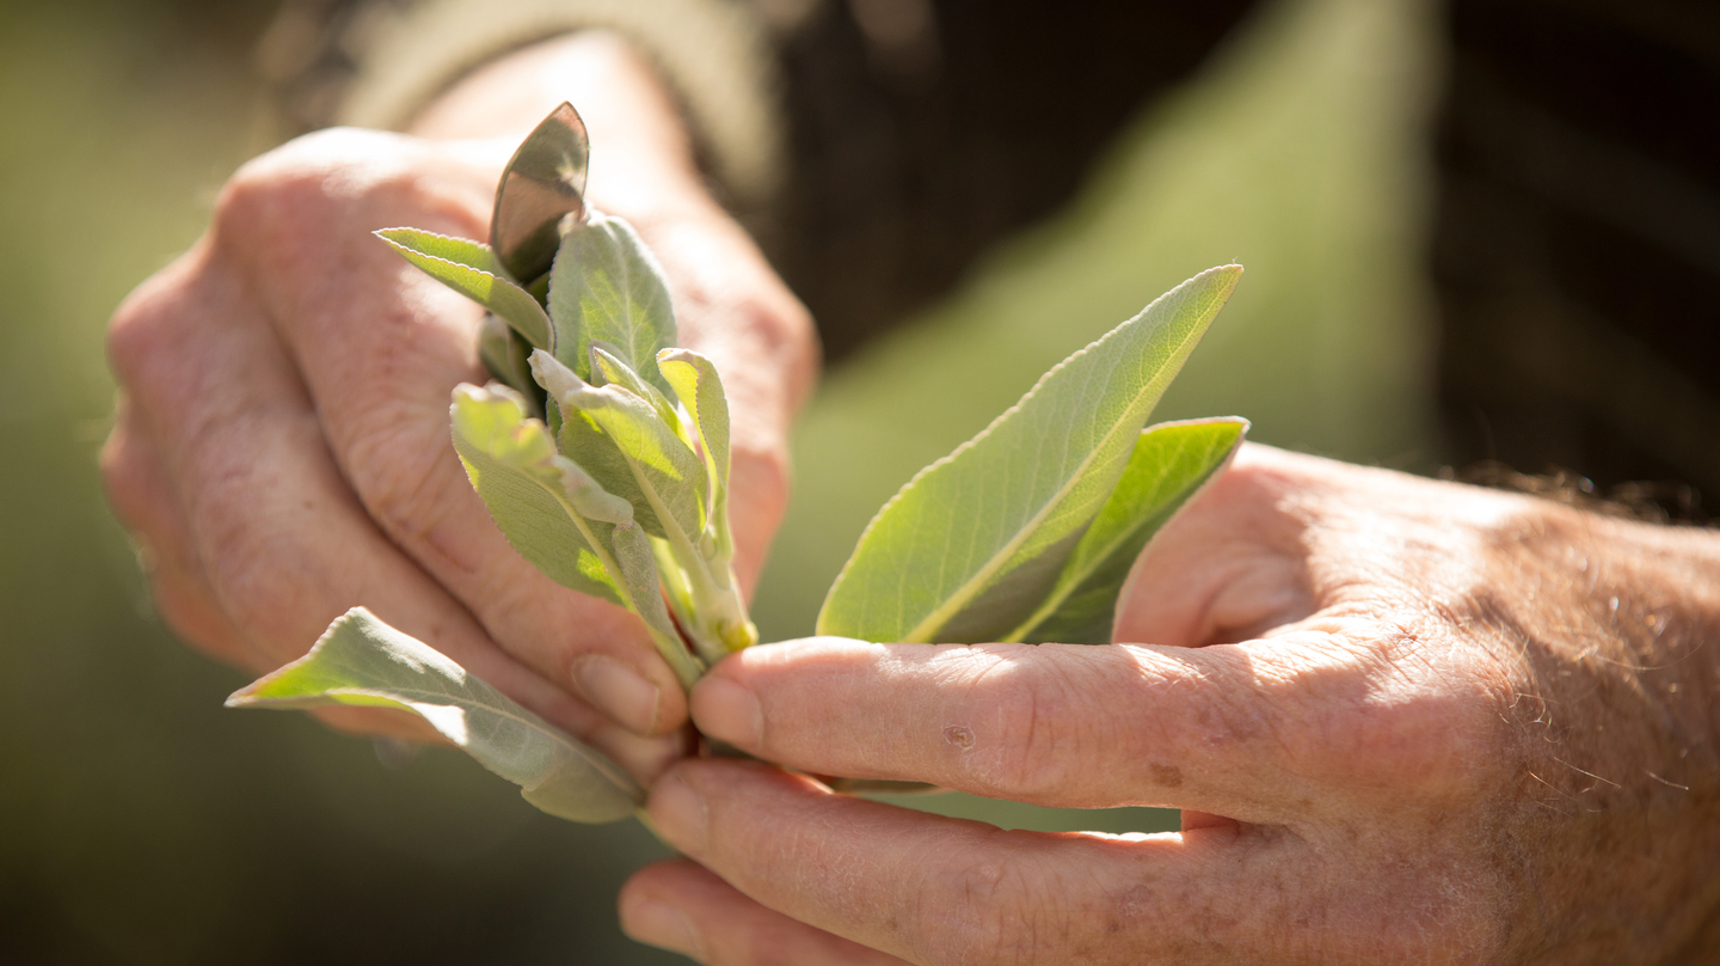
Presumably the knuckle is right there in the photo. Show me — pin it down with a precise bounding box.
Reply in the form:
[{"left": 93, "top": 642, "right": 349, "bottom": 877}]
[
  {"left": 951, "top": 653, "right": 1081, "bottom": 800},
  {"left": 212, "top": 128, "right": 486, "bottom": 260},
  {"left": 98, "top": 423, "right": 150, "bottom": 529},
  {"left": 1273, "top": 624, "right": 1506, "bottom": 798},
  {"left": 106, "top": 264, "right": 201, "bottom": 392}
]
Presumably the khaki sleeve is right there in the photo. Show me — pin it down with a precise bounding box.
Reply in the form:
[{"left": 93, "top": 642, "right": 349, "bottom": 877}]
[{"left": 335, "top": 0, "right": 785, "bottom": 211}]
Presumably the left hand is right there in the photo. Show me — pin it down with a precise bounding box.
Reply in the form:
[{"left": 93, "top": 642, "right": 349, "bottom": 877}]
[{"left": 617, "top": 444, "right": 1720, "bottom": 964}]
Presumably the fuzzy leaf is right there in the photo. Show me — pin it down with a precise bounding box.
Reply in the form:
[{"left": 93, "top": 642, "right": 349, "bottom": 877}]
[
  {"left": 548, "top": 213, "right": 676, "bottom": 393},
  {"left": 450, "top": 383, "right": 627, "bottom": 605},
  {"left": 491, "top": 102, "right": 589, "bottom": 283},
  {"left": 1011, "top": 417, "right": 1247, "bottom": 645},
  {"left": 477, "top": 314, "right": 539, "bottom": 406},
  {"left": 610, "top": 521, "right": 705, "bottom": 688},
  {"left": 227, "top": 607, "right": 641, "bottom": 824},
  {"left": 591, "top": 342, "right": 683, "bottom": 435},
  {"left": 533, "top": 351, "right": 666, "bottom": 536},
  {"left": 817, "top": 265, "right": 1242, "bottom": 644},
  {"left": 564, "top": 380, "right": 707, "bottom": 546},
  {"left": 657, "top": 348, "right": 731, "bottom": 530},
  {"left": 376, "top": 228, "right": 554, "bottom": 351}
]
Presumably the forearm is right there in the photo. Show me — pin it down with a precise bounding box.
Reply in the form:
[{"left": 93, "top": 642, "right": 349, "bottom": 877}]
[
  {"left": 1517, "top": 505, "right": 1720, "bottom": 752},
  {"left": 1491, "top": 502, "right": 1720, "bottom": 960},
  {"left": 409, "top": 33, "right": 708, "bottom": 218}
]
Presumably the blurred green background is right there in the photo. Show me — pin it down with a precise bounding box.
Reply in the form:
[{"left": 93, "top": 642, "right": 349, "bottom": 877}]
[{"left": 0, "top": 0, "right": 1441, "bottom": 961}]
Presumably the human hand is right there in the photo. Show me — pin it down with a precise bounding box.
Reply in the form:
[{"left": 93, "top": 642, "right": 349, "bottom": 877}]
[
  {"left": 621, "top": 444, "right": 1720, "bottom": 964},
  {"left": 101, "top": 35, "right": 816, "bottom": 774}
]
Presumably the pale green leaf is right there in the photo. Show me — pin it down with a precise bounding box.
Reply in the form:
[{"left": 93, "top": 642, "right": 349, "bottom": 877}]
[
  {"left": 548, "top": 213, "right": 676, "bottom": 393},
  {"left": 538, "top": 351, "right": 706, "bottom": 545},
  {"left": 610, "top": 520, "right": 705, "bottom": 688},
  {"left": 375, "top": 228, "right": 554, "bottom": 351},
  {"left": 1011, "top": 417, "right": 1247, "bottom": 645},
  {"left": 591, "top": 342, "right": 683, "bottom": 436},
  {"left": 817, "top": 265, "right": 1242, "bottom": 644},
  {"left": 657, "top": 347, "right": 731, "bottom": 537},
  {"left": 227, "top": 607, "right": 641, "bottom": 823},
  {"left": 477, "top": 313, "right": 539, "bottom": 408},
  {"left": 450, "top": 383, "right": 626, "bottom": 605},
  {"left": 532, "top": 351, "right": 666, "bottom": 536}
]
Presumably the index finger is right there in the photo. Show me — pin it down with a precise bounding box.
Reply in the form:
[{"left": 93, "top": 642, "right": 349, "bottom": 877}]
[{"left": 692, "top": 626, "right": 1496, "bottom": 821}]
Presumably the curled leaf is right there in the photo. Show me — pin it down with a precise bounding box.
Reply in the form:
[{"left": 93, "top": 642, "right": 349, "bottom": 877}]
[
  {"left": 228, "top": 607, "right": 642, "bottom": 823},
  {"left": 491, "top": 102, "right": 589, "bottom": 283}
]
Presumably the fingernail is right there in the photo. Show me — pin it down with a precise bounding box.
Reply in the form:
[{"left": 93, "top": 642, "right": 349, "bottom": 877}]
[
  {"left": 626, "top": 900, "right": 706, "bottom": 960},
  {"left": 691, "top": 676, "right": 762, "bottom": 748},
  {"left": 572, "top": 656, "right": 661, "bottom": 734},
  {"left": 651, "top": 773, "right": 708, "bottom": 855}
]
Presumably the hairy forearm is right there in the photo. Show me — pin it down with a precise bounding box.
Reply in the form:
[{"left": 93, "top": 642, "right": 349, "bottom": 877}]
[{"left": 1487, "top": 502, "right": 1720, "bottom": 961}]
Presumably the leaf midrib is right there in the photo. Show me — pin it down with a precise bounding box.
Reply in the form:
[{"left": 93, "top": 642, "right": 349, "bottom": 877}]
[
  {"left": 281, "top": 681, "right": 638, "bottom": 792},
  {"left": 899, "top": 327, "right": 1203, "bottom": 644}
]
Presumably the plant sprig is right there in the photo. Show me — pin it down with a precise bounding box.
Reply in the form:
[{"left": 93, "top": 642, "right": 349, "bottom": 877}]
[{"left": 229, "top": 104, "right": 1249, "bottom": 824}]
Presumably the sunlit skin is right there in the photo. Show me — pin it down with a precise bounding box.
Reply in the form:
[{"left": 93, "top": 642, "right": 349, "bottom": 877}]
[
  {"left": 101, "top": 33, "right": 816, "bottom": 778},
  {"left": 626, "top": 445, "right": 1720, "bottom": 964},
  {"left": 103, "top": 33, "right": 1720, "bottom": 964}
]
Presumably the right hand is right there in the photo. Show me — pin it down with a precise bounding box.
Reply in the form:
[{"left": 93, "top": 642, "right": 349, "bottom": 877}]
[{"left": 102, "top": 56, "right": 816, "bottom": 778}]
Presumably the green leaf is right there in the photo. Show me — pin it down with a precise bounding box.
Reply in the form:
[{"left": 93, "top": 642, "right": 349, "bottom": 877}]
[
  {"left": 610, "top": 520, "right": 705, "bottom": 688},
  {"left": 227, "top": 607, "right": 642, "bottom": 824},
  {"left": 533, "top": 351, "right": 666, "bottom": 536},
  {"left": 477, "top": 314, "right": 540, "bottom": 408},
  {"left": 491, "top": 101, "right": 589, "bottom": 284},
  {"left": 375, "top": 228, "right": 554, "bottom": 352},
  {"left": 817, "top": 265, "right": 1242, "bottom": 644},
  {"left": 548, "top": 213, "right": 676, "bottom": 393},
  {"left": 536, "top": 351, "right": 706, "bottom": 545},
  {"left": 450, "top": 383, "right": 627, "bottom": 605},
  {"left": 1010, "top": 417, "right": 1247, "bottom": 645},
  {"left": 591, "top": 342, "right": 683, "bottom": 436},
  {"left": 657, "top": 347, "right": 731, "bottom": 536}
]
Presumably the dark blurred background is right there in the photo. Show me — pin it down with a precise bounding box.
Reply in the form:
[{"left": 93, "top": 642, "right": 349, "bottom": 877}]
[{"left": 6, "top": 0, "right": 1705, "bottom": 962}]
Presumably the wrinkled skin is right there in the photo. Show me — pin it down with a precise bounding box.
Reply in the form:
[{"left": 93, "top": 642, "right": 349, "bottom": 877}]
[
  {"left": 104, "top": 32, "right": 1720, "bottom": 965},
  {"left": 622, "top": 445, "right": 1720, "bottom": 965},
  {"left": 101, "top": 34, "right": 817, "bottom": 781}
]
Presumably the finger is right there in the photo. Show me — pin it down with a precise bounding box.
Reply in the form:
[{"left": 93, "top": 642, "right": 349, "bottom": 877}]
[
  {"left": 647, "top": 759, "right": 1309, "bottom": 966},
  {"left": 109, "top": 240, "right": 680, "bottom": 773},
  {"left": 102, "top": 397, "right": 248, "bottom": 665},
  {"left": 621, "top": 859, "right": 908, "bottom": 965},
  {"left": 1113, "top": 442, "right": 1316, "bottom": 647},
  {"left": 102, "top": 393, "right": 459, "bottom": 745},
  {"left": 214, "top": 130, "right": 688, "bottom": 734},
  {"left": 692, "top": 635, "right": 1334, "bottom": 819}
]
